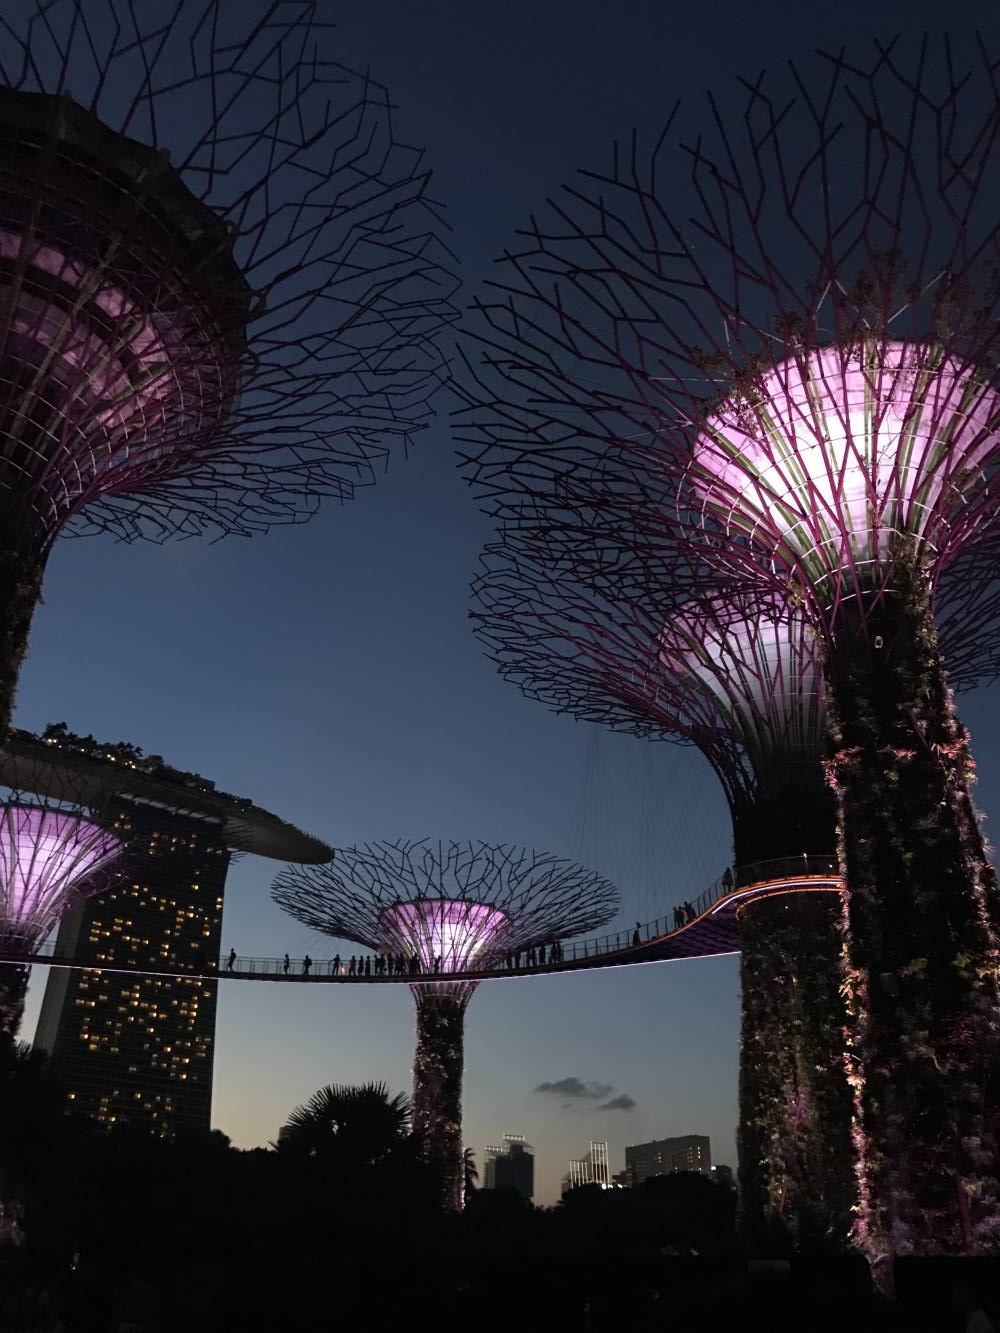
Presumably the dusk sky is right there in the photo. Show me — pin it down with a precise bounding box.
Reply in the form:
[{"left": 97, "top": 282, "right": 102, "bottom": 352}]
[{"left": 17, "top": 0, "right": 1000, "bottom": 1206}]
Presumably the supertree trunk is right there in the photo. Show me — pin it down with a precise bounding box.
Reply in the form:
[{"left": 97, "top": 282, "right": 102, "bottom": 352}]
[
  {"left": 0, "top": 544, "right": 42, "bottom": 743},
  {"left": 0, "top": 963, "right": 28, "bottom": 1041},
  {"left": 411, "top": 986, "right": 469, "bottom": 1211},
  {"left": 738, "top": 893, "right": 855, "bottom": 1252},
  {"left": 826, "top": 564, "right": 1000, "bottom": 1273}
]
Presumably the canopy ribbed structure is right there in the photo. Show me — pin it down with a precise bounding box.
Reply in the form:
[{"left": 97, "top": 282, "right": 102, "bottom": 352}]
[
  {"left": 273, "top": 839, "right": 618, "bottom": 1210},
  {"left": 455, "top": 39, "right": 1000, "bottom": 1274},
  {"left": 0, "top": 800, "right": 122, "bottom": 1035},
  {"left": 0, "top": 0, "right": 458, "bottom": 737}
]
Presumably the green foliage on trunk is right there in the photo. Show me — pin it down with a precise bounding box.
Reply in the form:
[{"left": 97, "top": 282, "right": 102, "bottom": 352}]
[
  {"left": 827, "top": 560, "right": 1000, "bottom": 1268},
  {"left": 738, "top": 893, "right": 856, "bottom": 1252}
]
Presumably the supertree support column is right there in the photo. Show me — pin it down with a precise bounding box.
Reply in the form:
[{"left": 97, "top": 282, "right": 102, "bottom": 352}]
[
  {"left": 470, "top": 527, "right": 861, "bottom": 1249},
  {"left": 737, "top": 893, "right": 853, "bottom": 1252},
  {"left": 0, "top": 801, "right": 122, "bottom": 1036},
  {"left": 273, "top": 840, "right": 618, "bottom": 1209},
  {"left": 378, "top": 899, "right": 506, "bottom": 1211},
  {"left": 0, "top": 2, "right": 458, "bottom": 739},
  {"left": 411, "top": 989, "right": 469, "bottom": 1210},
  {"left": 453, "top": 40, "right": 1000, "bottom": 1273}
]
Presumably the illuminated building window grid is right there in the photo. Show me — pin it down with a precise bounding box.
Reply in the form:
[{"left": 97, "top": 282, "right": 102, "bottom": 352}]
[{"left": 46, "top": 802, "right": 228, "bottom": 1133}]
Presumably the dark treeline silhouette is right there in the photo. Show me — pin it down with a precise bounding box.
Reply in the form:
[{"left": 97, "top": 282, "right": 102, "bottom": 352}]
[{"left": 0, "top": 1042, "right": 993, "bottom": 1330}]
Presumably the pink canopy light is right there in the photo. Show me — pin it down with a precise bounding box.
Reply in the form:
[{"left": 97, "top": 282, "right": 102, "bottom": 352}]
[
  {"left": 655, "top": 601, "right": 824, "bottom": 772},
  {"left": 691, "top": 341, "right": 1000, "bottom": 589},
  {"left": 378, "top": 899, "right": 509, "bottom": 973},
  {"left": 0, "top": 804, "right": 122, "bottom": 952}
]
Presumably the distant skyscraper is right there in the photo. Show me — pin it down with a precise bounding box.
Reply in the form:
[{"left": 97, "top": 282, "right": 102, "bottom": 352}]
[
  {"left": 483, "top": 1132, "right": 534, "bottom": 1201},
  {"left": 626, "top": 1135, "right": 711, "bottom": 1186},
  {"left": 564, "top": 1140, "right": 610, "bottom": 1192},
  {"left": 24, "top": 728, "right": 328, "bottom": 1135}
]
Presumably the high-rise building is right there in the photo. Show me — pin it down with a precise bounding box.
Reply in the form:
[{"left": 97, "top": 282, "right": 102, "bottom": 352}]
[
  {"left": 625, "top": 1135, "right": 712, "bottom": 1185},
  {"left": 35, "top": 801, "right": 230, "bottom": 1132},
  {"left": 563, "top": 1140, "right": 611, "bottom": 1192},
  {"left": 20, "top": 727, "right": 328, "bottom": 1135},
  {"left": 482, "top": 1132, "right": 534, "bottom": 1201}
]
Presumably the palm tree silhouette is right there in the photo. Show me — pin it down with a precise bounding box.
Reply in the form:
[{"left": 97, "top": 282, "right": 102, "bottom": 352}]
[
  {"left": 463, "top": 1146, "right": 478, "bottom": 1199},
  {"left": 276, "top": 1082, "right": 411, "bottom": 1167}
]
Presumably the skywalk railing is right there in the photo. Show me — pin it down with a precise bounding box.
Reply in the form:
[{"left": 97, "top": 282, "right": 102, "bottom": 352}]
[{"left": 9, "top": 853, "right": 841, "bottom": 982}]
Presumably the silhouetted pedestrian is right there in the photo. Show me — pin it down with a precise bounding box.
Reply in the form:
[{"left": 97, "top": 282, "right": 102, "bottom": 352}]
[
  {"left": 227, "top": 948, "right": 236, "bottom": 971},
  {"left": 303, "top": 954, "right": 312, "bottom": 975},
  {"left": 283, "top": 953, "right": 290, "bottom": 975},
  {"left": 514, "top": 950, "right": 522, "bottom": 968},
  {"left": 684, "top": 901, "right": 696, "bottom": 923},
  {"left": 333, "top": 954, "right": 341, "bottom": 975},
  {"left": 364, "top": 956, "right": 371, "bottom": 977},
  {"left": 348, "top": 956, "right": 356, "bottom": 976},
  {"left": 722, "top": 867, "right": 734, "bottom": 891},
  {"left": 409, "top": 953, "right": 420, "bottom": 975},
  {"left": 673, "top": 906, "right": 684, "bottom": 931},
  {"left": 632, "top": 922, "right": 641, "bottom": 947},
  {"left": 538, "top": 943, "right": 546, "bottom": 965},
  {"left": 433, "top": 955, "right": 441, "bottom": 973}
]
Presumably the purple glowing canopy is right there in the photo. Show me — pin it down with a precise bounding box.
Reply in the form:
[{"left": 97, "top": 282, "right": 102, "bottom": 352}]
[
  {"left": 691, "top": 341, "right": 1000, "bottom": 594},
  {"left": 379, "top": 899, "right": 509, "bottom": 973},
  {"left": 0, "top": 803, "right": 122, "bottom": 950},
  {"left": 471, "top": 529, "right": 825, "bottom": 807},
  {"left": 272, "top": 839, "right": 619, "bottom": 967},
  {"left": 657, "top": 598, "right": 824, "bottom": 773}
]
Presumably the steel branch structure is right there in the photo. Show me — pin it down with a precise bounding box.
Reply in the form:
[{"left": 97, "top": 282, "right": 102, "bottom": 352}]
[
  {"left": 0, "top": 0, "right": 458, "bottom": 733},
  {"left": 456, "top": 39, "right": 1000, "bottom": 1270},
  {"left": 0, "top": 800, "right": 122, "bottom": 1036},
  {"left": 273, "top": 839, "right": 618, "bottom": 1210}
]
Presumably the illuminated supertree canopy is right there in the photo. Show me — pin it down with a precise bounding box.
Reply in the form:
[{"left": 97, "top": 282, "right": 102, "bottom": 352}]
[
  {"left": 0, "top": 0, "right": 457, "bottom": 733},
  {"left": 455, "top": 39, "right": 1000, "bottom": 1269},
  {"left": 0, "top": 798, "right": 123, "bottom": 1036},
  {"left": 273, "top": 839, "right": 618, "bottom": 1210}
]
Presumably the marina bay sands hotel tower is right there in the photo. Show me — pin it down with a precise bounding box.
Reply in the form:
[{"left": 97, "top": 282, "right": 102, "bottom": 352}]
[{"left": 19, "top": 728, "right": 329, "bottom": 1134}]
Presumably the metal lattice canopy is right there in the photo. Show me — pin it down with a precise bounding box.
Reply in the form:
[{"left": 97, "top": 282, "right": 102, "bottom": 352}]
[
  {"left": 0, "top": 801, "right": 122, "bottom": 951},
  {"left": 473, "top": 525, "right": 821, "bottom": 811},
  {"left": 470, "top": 517, "right": 1000, "bottom": 808},
  {"left": 272, "top": 838, "right": 619, "bottom": 968},
  {"left": 0, "top": 0, "right": 458, "bottom": 553},
  {"left": 454, "top": 35, "right": 1000, "bottom": 636}
]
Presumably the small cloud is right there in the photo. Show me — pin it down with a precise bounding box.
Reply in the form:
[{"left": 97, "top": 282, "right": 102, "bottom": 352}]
[
  {"left": 534, "top": 1077, "right": 613, "bottom": 1101},
  {"left": 598, "top": 1094, "right": 637, "bottom": 1112}
]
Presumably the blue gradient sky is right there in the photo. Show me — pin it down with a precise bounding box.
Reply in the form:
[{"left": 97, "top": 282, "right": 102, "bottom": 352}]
[{"left": 18, "top": 0, "right": 1000, "bottom": 1205}]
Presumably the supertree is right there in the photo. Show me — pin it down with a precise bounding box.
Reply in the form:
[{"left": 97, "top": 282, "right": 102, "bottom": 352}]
[
  {"left": 0, "top": 793, "right": 123, "bottom": 1036},
  {"left": 473, "top": 524, "right": 853, "bottom": 1248},
  {"left": 454, "top": 39, "right": 1000, "bottom": 1269},
  {"left": 0, "top": 0, "right": 457, "bottom": 734},
  {"left": 272, "top": 838, "right": 618, "bottom": 1209}
]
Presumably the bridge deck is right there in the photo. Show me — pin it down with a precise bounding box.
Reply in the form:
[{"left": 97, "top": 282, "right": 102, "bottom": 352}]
[{"left": 2, "top": 858, "right": 841, "bottom": 986}]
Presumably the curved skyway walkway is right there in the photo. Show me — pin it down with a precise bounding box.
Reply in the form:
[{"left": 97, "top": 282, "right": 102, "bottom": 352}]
[{"left": 1, "top": 856, "right": 841, "bottom": 985}]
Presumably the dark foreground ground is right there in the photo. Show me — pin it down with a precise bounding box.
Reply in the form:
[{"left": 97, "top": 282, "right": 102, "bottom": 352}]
[{"left": 0, "top": 1047, "right": 994, "bottom": 1331}]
